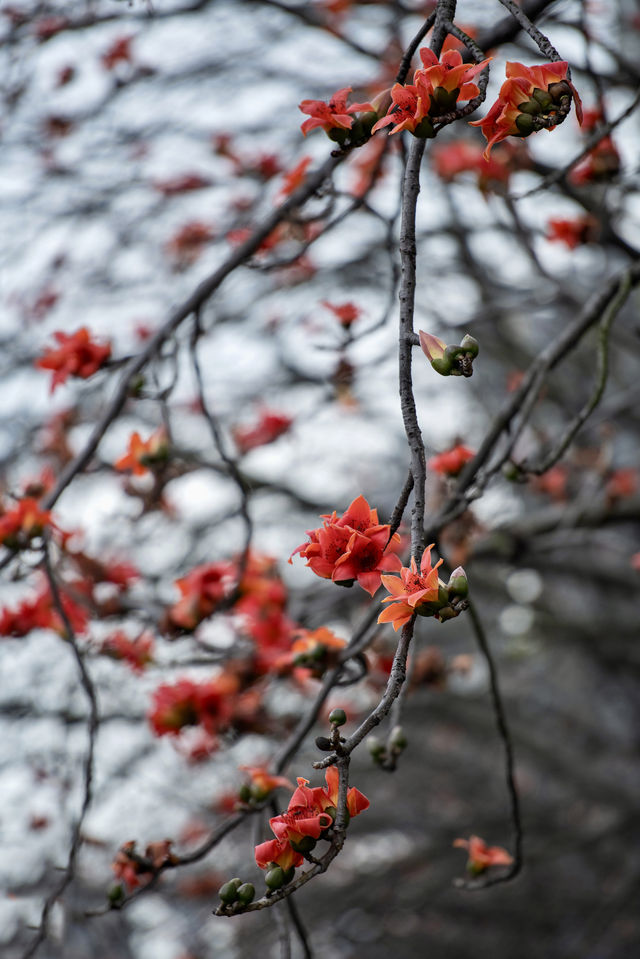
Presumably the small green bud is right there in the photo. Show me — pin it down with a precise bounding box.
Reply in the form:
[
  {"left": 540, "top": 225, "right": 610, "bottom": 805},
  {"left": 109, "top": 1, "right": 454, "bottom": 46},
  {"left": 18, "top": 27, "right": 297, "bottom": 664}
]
[
  {"left": 367, "top": 735, "right": 386, "bottom": 760},
  {"left": 282, "top": 867, "right": 295, "bottom": 884},
  {"left": 328, "top": 127, "right": 349, "bottom": 145},
  {"left": 390, "top": 725, "right": 408, "bottom": 751},
  {"left": 515, "top": 113, "right": 535, "bottom": 136},
  {"left": 502, "top": 461, "right": 522, "bottom": 482},
  {"left": 548, "top": 81, "right": 572, "bottom": 103},
  {"left": 290, "top": 835, "right": 317, "bottom": 854},
  {"left": 107, "top": 883, "right": 125, "bottom": 905},
  {"left": 431, "top": 356, "right": 453, "bottom": 376},
  {"left": 265, "top": 866, "right": 286, "bottom": 890},
  {"left": 329, "top": 707, "right": 347, "bottom": 727},
  {"left": 447, "top": 567, "right": 468, "bottom": 598},
  {"left": 517, "top": 98, "right": 541, "bottom": 115},
  {"left": 219, "top": 880, "right": 240, "bottom": 904},
  {"left": 532, "top": 88, "right": 553, "bottom": 110},
  {"left": 236, "top": 882, "right": 255, "bottom": 905},
  {"left": 437, "top": 605, "right": 458, "bottom": 622},
  {"left": 459, "top": 334, "right": 479, "bottom": 357},
  {"left": 413, "top": 117, "right": 435, "bottom": 139},
  {"left": 238, "top": 784, "right": 252, "bottom": 804}
]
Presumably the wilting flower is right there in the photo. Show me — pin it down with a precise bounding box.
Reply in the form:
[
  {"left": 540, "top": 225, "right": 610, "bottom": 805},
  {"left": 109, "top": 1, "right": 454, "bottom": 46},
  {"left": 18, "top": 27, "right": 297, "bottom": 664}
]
[
  {"left": 290, "top": 494, "right": 402, "bottom": 596},
  {"left": 470, "top": 61, "right": 582, "bottom": 158},
  {"left": 299, "top": 87, "right": 373, "bottom": 137},
  {"left": 36, "top": 327, "right": 111, "bottom": 393},
  {"left": 428, "top": 445, "right": 475, "bottom": 477},
  {"left": 114, "top": 428, "right": 169, "bottom": 476},
  {"left": 454, "top": 835, "right": 513, "bottom": 874}
]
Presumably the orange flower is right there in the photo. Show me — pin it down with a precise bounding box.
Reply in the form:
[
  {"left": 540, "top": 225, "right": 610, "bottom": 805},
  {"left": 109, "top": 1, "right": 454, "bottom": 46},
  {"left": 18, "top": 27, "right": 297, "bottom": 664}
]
[
  {"left": 114, "top": 428, "right": 168, "bottom": 476},
  {"left": 299, "top": 87, "right": 373, "bottom": 136},
  {"left": 36, "top": 327, "right": 111, "bottom": 393},
  {"left": 168, "top": 560, "right": 234, "bottom": 630},
  {"left": 148, "top": 674, "right": 239, "bottom": 737},
  {"left": 316, "top": 765, "right": 370, "bottom": 819},
  {"left": 240, "top": 765, "right": 294, "bottom": 802},
  {"left": 0, "top": 498, "right": 53, "bottom": 548},
  {"left": 378, "top": 545, "right": 444, "bottom": 631},
  {"left": 417, "top": 47, "right": 491, "bottom": 103},
  {"left": 470, "top": 61, "right": 581, "bottom": 158},
  {"left": 291, "top": 494, "right": 402, "bottom": 596},
  {"left": 428, "top": 445, "right": 475, "bottom": 477},
  {"left": 453, "top": 835, "right": 513, "bottom": 874},
  {"left": 101, "top": 630, "right": 154, "bottom": 673}
]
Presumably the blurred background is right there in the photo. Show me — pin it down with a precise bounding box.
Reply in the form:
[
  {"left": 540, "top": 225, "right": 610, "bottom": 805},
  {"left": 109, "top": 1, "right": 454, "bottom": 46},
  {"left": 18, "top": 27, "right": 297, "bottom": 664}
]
[{"left": 1, "top": 1, "right": 639, "bottom": 957}]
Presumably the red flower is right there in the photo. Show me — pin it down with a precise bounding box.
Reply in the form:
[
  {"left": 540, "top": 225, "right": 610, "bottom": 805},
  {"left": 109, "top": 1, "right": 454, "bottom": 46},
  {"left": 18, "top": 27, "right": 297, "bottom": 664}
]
[
  {"left": 114, "top": 428, "right": 169, "bottom": 476},
  {"left": 240, "top": 765, "right": 294, "bottom": 801},
  {"left": 0, "top": 580, "right": 89, "bottom": 639},
  {"left": 546, "top": 216, "right": 598, "bottom": 249},
  {"left": 605, "top": 467, "right": 637, "bottom": 502},
  {"left": 36, "top": 327, "right": 111, "bottom": 393},
  {"left": 232, "top": 409, "right": 293, "bottom": 454},
  {"left": 0, "top": 498, "right": 53, "bottom": 548},
  {"left": 378, "top": 545, "right": 445, "bottom": 631},
  {"left": 277, "top": 156, "right": 312, "bottom": 198},
  {"left": 299, "top": 87, "right": 373, "bottom": 136},
  {"left": 101, "top": 35, "right": 134, "bottom": 71},
  {"left": 112, "top": 839, "right": 175, "bottom": 890},
  {"left": 428, "top": 445, "right": 475, "bottom": 477},
  {"left": 453, "top": 835, "right": 513, "bottom": 874},
  {"left": 101, "top": 631, "right": 154, "bottom": 673},
  {"left": 165, "top": 221, "right": 215, "bottom": 266},
  {"left": 169, "top": 561, "right": 235, "bottom": 630},
  {"left": 315, "top": 765, "right": 370, "bottom": 818},
  {"left": 470, "top": 61, "right": 581, "bottom": 158},
  {"left": 148, "top": 673, "right": 239, "bottom": 737},
  {"left": 291, "top": 495, "right": 402, "bottom": 596},
  {"left": 321, "top": 300, "right": 362, "bottom": 327},
  {"left": 289, "top": 626, "right": 346, "bottom": 676}
]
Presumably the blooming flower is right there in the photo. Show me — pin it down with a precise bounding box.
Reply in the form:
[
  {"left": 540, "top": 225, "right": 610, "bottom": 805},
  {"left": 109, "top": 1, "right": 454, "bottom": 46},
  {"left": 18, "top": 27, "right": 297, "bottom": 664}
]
[
  {"left": 453, "top": 835, "right": 513, "bottom": 874},
  {"left": 299, "top": 87, "right": 373, "bottom": 136},
  {"left": 0, "top": 579, "right": 89, "bottom": 638},
  {"left": 0, "top": 498, "right": 53, "bottom": 548},
  {"left": 470, "top": 60, "right": 581, "bottom": 158},
  {"left": 289, "top": 626, "right": 346, "bottom": 677},
  {"left": 290, "top": 494, "right": 402, "bottom": 596},
  {"left": 240, "top": 765, "right": 294, "bottom": 802},
  {"left": 428, "top": 445, "right": 475, "bottom": 477},
  {"left": 168, "top": 560, "right": 235, "bottom": 630},
  {"left": 114, "top": 428, "right": 169, "bottom": 476},
  {"left": 378, "top": 545, "right": 444, "bottom": 631},
  {"left": 36, "top": 327, "right": 111, "bottom": 393},
  {"left": 101, "top": 630, "right": 154, "bottom": 672},
  {"left": 148, "top": 674, "right": 239, "bottom": 737}
]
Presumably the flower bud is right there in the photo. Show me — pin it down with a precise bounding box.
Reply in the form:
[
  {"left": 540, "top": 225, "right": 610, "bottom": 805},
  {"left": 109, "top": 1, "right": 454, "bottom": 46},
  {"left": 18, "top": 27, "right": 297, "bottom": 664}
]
[
  {"left": 515, "top": 113, "right": 535, "bottom": 136},
  {"left": 329, "top": 707, "right": 347, "bottom": 727},
  {"left": 219, "top": 879, "right": 241, "bottom": 904},
  {"left": 532, "top": 88, "right": 553, "bottom": 110},
  {"left": 437, "top": 605, "right": 458, "bottom": 622},
  {"left": 447, "top": 567, "right": 468, "bottom": 598},
  {"left": 367, "top": 735, "right": 386, "bottom": 761},
  {"left": 107, "top": 883, "right": 125, "bottom": 905},
  {"left": 431, "top": 356, "right": 453, "bottom": 376},
  {"left": 502, "top": 461, "right": 522, "bottom": 482},
  {"left": 389, "top": 725, "right": 408, "bottom": 752},
  {"left": 431, "top": 86, "right": 461, "bottom": 113},
  {"left": 265, "top": 866, "right": 286, "bottom": 890},
  {"left": 459, "top": 334, "right": 479, "bottom": 357},
  {"left": 517, "top": 98, "right": 542, "bottom": 116},
  {"left": 315, "top": 735, "right": 332, "bottom": 751},
  {"left": 236, "top": 882, "right": 255, "bottom": 905},
  {"left": 548, "top": 80, "right": 572, "bottom": 103},
  {"left": 238, "top": 784, "right": 252, "bottom": 804},
  {"left": 291, "top": 835, "right": 317, "bottom": 854},
  {"left": 328, "top": 127, "right": 349, "bottom": 145},
  {"left": 413, "top": 117, "right": 436, "bottom": 138}
]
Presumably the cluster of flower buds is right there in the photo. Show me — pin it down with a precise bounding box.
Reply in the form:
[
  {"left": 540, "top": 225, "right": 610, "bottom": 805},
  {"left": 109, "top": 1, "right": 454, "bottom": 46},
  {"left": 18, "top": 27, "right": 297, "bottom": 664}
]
[
  {"left": 512, "top": 80, "right": 574, "bottom": 137},
  {"left": 419, "top": 331, "right": 479, "bottom": 377},
  {"left": 367, "top": 725, "right": 408, "bottom": 768},
  {"left": 218, "top": 877, "right": 256, "bottom": 910},
  {"left": 378, "top": 545, "right": 469, "bottom": 631}
]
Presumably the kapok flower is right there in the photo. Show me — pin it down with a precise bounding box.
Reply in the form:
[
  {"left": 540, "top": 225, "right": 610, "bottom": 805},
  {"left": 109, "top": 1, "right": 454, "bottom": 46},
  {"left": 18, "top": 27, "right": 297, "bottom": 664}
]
[
  {"left": 277, "top": 156, "right": 312, "bottom": 199},
  {"left": 148, "top": 673, "right": 239, "bottom": 737},
  {"left": 429, "top": 445, "right": 475, "bottom": 477},
  {"left": 371, "top": 81, "right": 430, "bottom": 136},
  {"left": 470, "top": 60, "right": 582, "bottom": 159},
  {"left": 240, "top": 765, "right": 294, "bottom": 803},
  {"left": 419, "top": 330, "right": 479, "bottom": 377},
  {"left": 321, "top": 300, "right": 362, "bottom": 327},
  {"left": 290, "top": 626, "right": 347, "bottom": 676},
  {"left": 0, "top": 498, "right": 53, "bottom": 548},
  {"left": 299, "top": 87, "right": 374, "bottom": 137},
  {"left": 315, "top": 765, "right": 370, "bottom": 820},
  {"left": 378, "top": 545, "right": 444, "bottom": 631},
  {"left": 112, "top": 839, "right": 176, "bottom": 890},
  {"left": 101, "top": 630, "right": 154, "bottom": 673},
  {"left": 36, "top": 327, "right": 111, "bottom": 393},
  {"left": 290, "top": 494, "right": 402, "bottom": 596},
  {"left": 232, "top": 409, "right": 293, "bottom": 455},
  {"left": 168, "top": 560, "right": 235, "bottom": 630},
  {"left": 547, "top": 216, "right": 598, "bottom": 249},
  {"left": 454, "top": 835, "right": 513, "bottom": 875},
  {"left": 114, "top": 428, "right": 169, "bottom": 476}
]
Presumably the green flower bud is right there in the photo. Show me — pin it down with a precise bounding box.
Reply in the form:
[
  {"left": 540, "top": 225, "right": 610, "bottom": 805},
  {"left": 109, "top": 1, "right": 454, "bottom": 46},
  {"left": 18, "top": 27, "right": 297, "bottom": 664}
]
[
  {"left": 265, "top": 866, "right": 286, "bottom": 890},
  {"left": 107, "top": 883, "right": 125, "bottom": 905},
  {"left": 219, "top": 880, "right": 241, "bottom": 904},
  {"left": 431, "top": 86, "right": 460, "bottom": 113},
  {"left": 431, "top": 356, "right": 453, "bottom": 376},
  {"left": 282, "top": 867, "right": 295, "bottom": 884},
  {"left": 290, "top": 835, "right": 317, "bottom": 855},
  {"left": 329, "top": 707, "right": 347, "bottom": 727},
  {"left": 515, "top": 113, "right": 535, "bottom": 136},
  {"left": 459, "top": 334, "right": 479, "bottom": 357},
  {"left": 437, "top": 605, "right": 459, "bottom": 622},
  {"left": 413, "top": 117, "right": 436, "bottom": 139},
  {"left": 532, "top": 88, "right": 553, "bottom": 110},
  {"left": 547, "top": 81, "right": 572, "bottom": 103},
  {"left": 517, "top": 98, "right": 541, "bottom": 116},
  {"left": 390, "top": 725, "right": 408, "bottom": 751},
  {"left": 328, "top": 127, "right": 349, "bottom": 145},
  {"left": 236, "top": 882, "right": 255, "bottom": 905},
  {"left": 447, "top": 567, "right": 468, "bottom": 598},
  {"left": 367, "top": 735, "right": 386, "bottom": 760},
  {"left": 238, "top": 784, "right": 252, "bottom": 804}
]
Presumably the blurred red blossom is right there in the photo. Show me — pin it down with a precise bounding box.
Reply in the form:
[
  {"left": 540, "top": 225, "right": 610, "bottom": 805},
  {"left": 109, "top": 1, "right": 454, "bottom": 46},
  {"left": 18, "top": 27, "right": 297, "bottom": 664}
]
[
  {"left": 428, "top": 445, "right": 475, "bottom": 477},
  {"left": 35, "top": 327, "right": 111, "bottom": 393},
  {"left": 454, "top": 835, "right": 513, "bottom": 874},
  {"left": 232, "top": 410, "right": 293, "bottom": 454}
]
